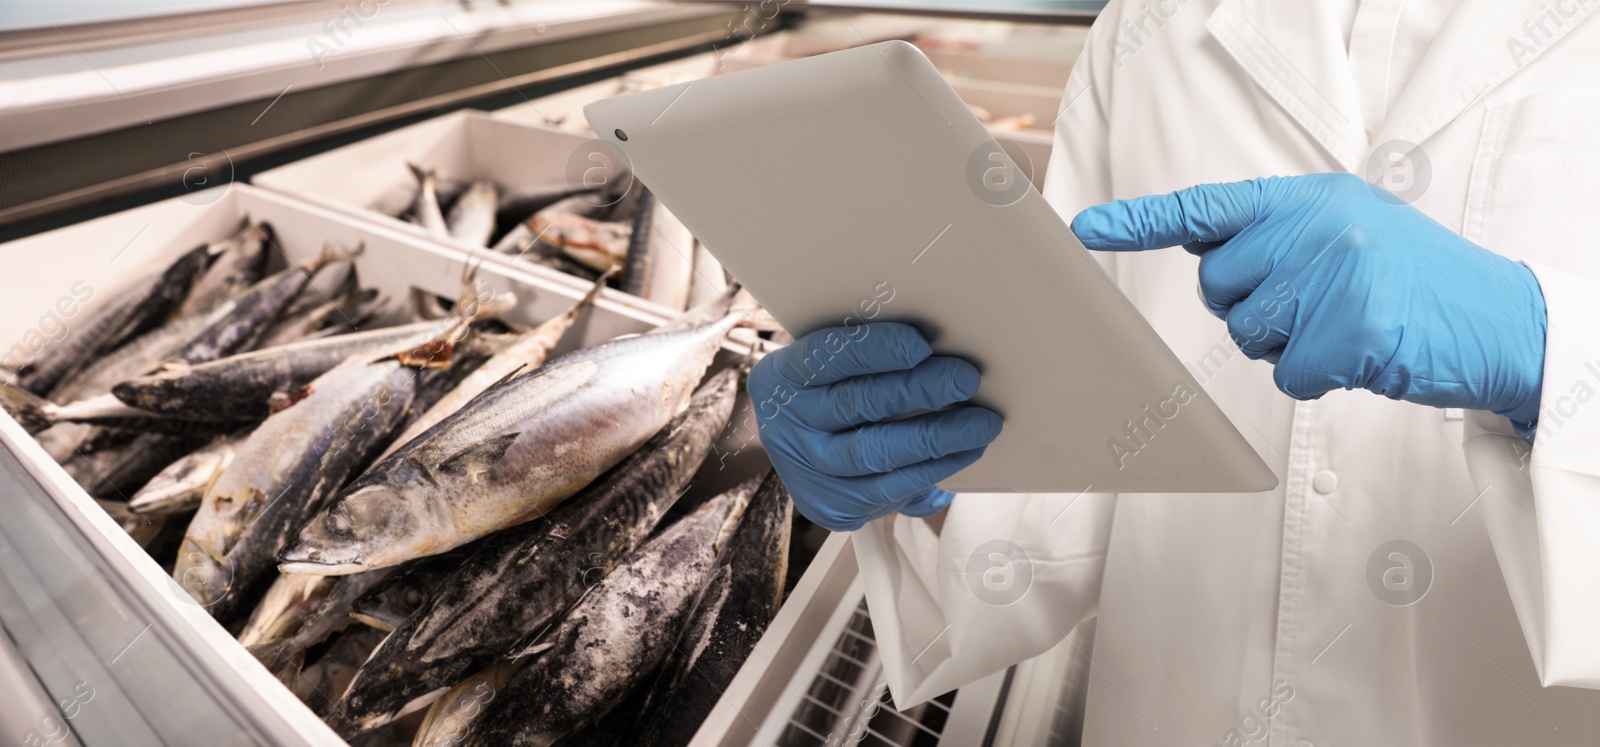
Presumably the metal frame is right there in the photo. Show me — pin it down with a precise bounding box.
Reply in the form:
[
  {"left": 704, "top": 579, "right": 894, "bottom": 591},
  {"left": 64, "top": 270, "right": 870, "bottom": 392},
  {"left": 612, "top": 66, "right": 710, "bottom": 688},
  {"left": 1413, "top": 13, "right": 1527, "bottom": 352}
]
[
  {"left": 686, "top": 0, "right": 1104, "bottom": 25},
  {"left": 0, "top": 4, "right": 750, "bottom": 231}
]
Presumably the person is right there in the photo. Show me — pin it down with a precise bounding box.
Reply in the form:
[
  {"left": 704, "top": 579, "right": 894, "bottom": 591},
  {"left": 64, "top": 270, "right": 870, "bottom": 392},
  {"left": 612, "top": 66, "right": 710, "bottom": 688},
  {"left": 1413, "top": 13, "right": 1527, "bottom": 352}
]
[{"left": 747, "top": 1, "right": 1600, "bottom": 744}]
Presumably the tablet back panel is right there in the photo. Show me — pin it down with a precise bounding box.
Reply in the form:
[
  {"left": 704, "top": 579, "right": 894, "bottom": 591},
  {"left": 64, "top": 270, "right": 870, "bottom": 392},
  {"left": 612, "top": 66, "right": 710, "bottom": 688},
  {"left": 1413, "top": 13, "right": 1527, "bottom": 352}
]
[{"left": 585, "top": 41, "right": 1275, "bottom": 494}]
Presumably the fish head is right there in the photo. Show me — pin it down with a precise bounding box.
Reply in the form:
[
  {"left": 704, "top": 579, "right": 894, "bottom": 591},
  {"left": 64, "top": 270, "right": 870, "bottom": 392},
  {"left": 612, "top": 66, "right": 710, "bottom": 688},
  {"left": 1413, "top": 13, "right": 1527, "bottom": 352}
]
[
  {"left": 169, "top": 539, "right": 235, "bottom": 609},
  {"left": 278, "top": 478, "right": 436, "bottom": 575}
]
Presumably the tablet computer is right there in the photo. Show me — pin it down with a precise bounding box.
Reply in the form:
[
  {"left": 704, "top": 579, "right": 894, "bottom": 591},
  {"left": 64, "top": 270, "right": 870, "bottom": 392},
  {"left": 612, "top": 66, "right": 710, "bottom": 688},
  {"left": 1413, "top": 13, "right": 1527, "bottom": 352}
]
[{"left": 584, "top": 41, "right": 1275, "bottom": 494}]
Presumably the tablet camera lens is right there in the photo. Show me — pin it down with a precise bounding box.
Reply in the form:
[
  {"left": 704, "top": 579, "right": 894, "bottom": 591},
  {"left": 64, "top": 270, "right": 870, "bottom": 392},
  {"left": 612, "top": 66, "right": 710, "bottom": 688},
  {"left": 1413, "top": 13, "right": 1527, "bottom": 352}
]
[{"left": 614, "top": 129, "right": 629, "bottom": 141}]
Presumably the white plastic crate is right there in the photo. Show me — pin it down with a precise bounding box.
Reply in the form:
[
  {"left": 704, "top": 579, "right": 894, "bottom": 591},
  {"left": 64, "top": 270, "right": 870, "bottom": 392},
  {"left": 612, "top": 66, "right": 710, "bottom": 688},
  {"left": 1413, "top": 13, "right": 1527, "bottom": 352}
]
[{"left": 252, "top": 111, "right": 696, "bottom": 313}]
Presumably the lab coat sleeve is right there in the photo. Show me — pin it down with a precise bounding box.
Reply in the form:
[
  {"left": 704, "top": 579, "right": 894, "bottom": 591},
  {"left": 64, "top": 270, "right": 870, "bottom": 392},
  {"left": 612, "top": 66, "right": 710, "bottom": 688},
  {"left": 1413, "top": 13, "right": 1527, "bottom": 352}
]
[
  {"left": 853, "top": 38, "right": 1120, "bottom": 709},
  {"left": 1465, "top": 261, "right": 1600, "bottom": 689}
]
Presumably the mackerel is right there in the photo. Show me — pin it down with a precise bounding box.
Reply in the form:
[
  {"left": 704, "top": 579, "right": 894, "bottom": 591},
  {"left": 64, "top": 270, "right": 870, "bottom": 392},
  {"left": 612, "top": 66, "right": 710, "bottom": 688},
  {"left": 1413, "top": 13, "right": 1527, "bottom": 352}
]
[
  {"left": 529, "top": 213, "right": 630, "bottom": 273},
  {"left": 325, "top": 365, "right": 742, "bottom": 734},
  {"left": 494, "top": 185, "right": 588, "bottom": 230},
  {"left": 413, "top": 658, "right": 523, "bottom": 747},
  {"left": 169, "top": 242, "right": 360, "bottom": 365},
  {"left": 279, "top": 287, "right": 749, "bottom": 576},
  {"left": 112, "top": 321, "right": 452, "bottom": 423},
  {"left": 465, "top": 487, "right": 749, "bottom": 747},
  {"left": 446, "top": 180, "right": 499, "bottom": 247},
  {"left": 377, "top": 273, "right": 607, "bottom": 459},
  {"left": 172, "top": 346, "right": 431, "bottom": 620},
  {"left": 245, "top": 567, "right": 398, "bottom": 667},
  {"left": 237, "top": 573, "right": 338, "bottom": 649},
  {"left": 635, "top": 470, "right": 793, "bottom": 747},
  {"left": 346, "top": 544, "right": 478, "bottom": 632},
  {"left": 176, "top": 221, "right": 272, "bottom": 319},
  {"left": 255, "top": 267, "right": 379, "bottom": 349},
  {"left": 21, "top": 244, "right": 212, "bottom": 397},
  {"left": 408, "top": 165, "right": 449, "bottom": 239},
  {"left": 81, "top": 431, "right": 210, "bottom": 499}
]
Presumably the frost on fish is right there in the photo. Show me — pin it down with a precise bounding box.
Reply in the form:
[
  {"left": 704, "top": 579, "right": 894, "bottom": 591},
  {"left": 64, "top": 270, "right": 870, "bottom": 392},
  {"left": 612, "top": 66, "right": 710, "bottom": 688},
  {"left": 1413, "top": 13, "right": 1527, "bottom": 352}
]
[
  {"left": 466, "top": 489, "right": 747, "bottom": 747},
  {"left": 323, "top": 366, "right": 740, "bottom": 738},
  {"left": 636, "top": 470, "right": 793, "bottom": 747}
]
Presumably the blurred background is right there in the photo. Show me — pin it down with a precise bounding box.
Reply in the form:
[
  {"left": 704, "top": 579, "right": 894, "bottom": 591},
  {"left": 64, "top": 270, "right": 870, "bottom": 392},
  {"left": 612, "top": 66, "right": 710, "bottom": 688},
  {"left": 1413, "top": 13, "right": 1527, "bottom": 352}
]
[{"left": 0, "top": 2, "right": 1103, "bottom": 746}]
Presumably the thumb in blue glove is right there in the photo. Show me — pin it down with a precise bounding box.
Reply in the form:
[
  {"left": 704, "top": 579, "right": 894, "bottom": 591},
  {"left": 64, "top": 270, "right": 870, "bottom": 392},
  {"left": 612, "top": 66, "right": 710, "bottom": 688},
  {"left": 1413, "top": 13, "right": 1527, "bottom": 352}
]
[
  {"left": 1071, "top": 173, "right": 1548, "bottom": 440},
  {"left": 748, "top": 322, "right": 1003, "bottom": 532}
]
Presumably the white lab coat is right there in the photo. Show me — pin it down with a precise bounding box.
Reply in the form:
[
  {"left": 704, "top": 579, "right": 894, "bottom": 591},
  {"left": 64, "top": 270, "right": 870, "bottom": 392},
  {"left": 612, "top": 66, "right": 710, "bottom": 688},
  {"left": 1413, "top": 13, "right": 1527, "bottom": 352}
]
[{"left": 856, "top": 1, "right": 1600, "bottom": 744}]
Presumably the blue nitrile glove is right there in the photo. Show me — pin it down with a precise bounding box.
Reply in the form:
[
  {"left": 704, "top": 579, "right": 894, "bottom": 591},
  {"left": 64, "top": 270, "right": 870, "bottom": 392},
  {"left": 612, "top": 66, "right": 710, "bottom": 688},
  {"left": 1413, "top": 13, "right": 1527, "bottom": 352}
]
[
  {"left": 1071, "top": 173, "right": 1548, "bottom": 439},
  {"left": 748, "top": 322, "right": 1003, "bottom": 532}
]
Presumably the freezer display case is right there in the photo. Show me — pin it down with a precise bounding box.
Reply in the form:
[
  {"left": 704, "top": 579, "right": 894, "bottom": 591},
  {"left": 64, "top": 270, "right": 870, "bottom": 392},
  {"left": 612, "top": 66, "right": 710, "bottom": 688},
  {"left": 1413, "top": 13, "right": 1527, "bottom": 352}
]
[
  {"left": 0, "top": 4, "right": 1101, "bottom": 746},
  {"left": 0, "top": 182, "right": 802, "bottom": 745}
]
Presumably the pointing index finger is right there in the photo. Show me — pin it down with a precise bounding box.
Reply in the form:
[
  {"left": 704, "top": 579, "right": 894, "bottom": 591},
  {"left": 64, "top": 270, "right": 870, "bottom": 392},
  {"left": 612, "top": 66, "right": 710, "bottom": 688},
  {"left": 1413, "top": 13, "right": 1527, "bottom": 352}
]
[
  {"left": 762, "top": 321, "right": 931, "bottom": 389},
  {"left": 1072, "top": 179, "right": 1267, "bottom": 253}
]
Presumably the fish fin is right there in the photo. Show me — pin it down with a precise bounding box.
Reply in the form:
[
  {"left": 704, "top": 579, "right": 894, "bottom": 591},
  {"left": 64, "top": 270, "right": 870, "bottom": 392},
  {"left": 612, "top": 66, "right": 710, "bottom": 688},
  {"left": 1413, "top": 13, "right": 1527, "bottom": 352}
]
[
  {"left": 405, "top": 162, "right": 434, "bottom": 183},
  {"left": 586, "top": 266, "right": 619, "bottom": 302},
  {"left": 330, "top": 263, "right": 362, "bottom": 304},
  {"left": 0, "top": 381, "right": 54, "bottom": 433},
  {"left": 390, "top": 338, "right": 453, "bottom": 369},
  {"left": 268, "top": 384, "right": 314, "bottom": 414},
  {"left": 145, "top": 361, "right": 193, "bottom": 379},
  {"left": 507, "top": 641, "right": 555, "bottom": 660},
  {"left": 485, "top": 362, "right": 531, "bottom": 393},
  {"left": 451, "top": 261, "right": 517, "bottom": 325},
  {"left": 247, "top": 639, "right": 293, "bottom": 666},
  {"left": 453, "top": 260, "right": 484, "bottom": 320},
  {"left": 299, "top": 240, "right": 365, "bottom": 276},
  {"left": 322, "top": 240, "right": 365, "bottom": 266},
  {"left": 436, "top": 432, "right": 519, "bottom": 477}
]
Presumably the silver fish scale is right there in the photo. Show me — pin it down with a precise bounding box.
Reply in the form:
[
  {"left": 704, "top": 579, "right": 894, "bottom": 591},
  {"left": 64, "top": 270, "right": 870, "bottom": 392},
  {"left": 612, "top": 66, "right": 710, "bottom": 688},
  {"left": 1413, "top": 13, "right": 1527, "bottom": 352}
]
[
  {"left": 177, "top": 361, "right": 415, "bottom": 603},
  {"left": 403, "top": 317, "right": 733, "bottom": 471}
]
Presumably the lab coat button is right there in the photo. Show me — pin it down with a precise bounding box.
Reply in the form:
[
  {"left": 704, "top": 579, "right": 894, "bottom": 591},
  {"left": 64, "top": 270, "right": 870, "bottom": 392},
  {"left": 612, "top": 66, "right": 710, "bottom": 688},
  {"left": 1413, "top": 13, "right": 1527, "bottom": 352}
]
[{"left": 1312, "top": 470, "right": 1338, "bottom": 494}]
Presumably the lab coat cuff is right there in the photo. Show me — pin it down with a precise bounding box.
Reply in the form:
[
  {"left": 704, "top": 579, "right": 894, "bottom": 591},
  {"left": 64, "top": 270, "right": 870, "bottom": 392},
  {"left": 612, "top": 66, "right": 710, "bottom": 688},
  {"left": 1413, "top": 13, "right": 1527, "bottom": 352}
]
[
  {"left": 1521, "top": 262, "right": 1600, "bottom": 477},
  {"left": 1488, "top": 262, "right": 1600, "bottom": 688}
]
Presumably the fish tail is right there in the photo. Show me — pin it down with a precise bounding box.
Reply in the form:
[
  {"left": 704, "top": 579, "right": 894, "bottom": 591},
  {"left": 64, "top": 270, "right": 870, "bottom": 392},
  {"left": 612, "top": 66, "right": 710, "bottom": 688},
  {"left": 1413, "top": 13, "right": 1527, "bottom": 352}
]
[
  {"left": 0, "top": 381, "right": 55, "bottom": 433},
  {"left": 324, "top": 240, "right": 366, "bottom": 265},
  {"left": 561, "top": 269, "right": 613, "bottom": 325},
  {"left": 301, "top": 240, "right": 366, "bottom": 275},
  {"left": 451, "top": 260, "right": 499, "bottom": 323},
  {"left": 406, "top": 162, "right": 435, "bottom": 184}
]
